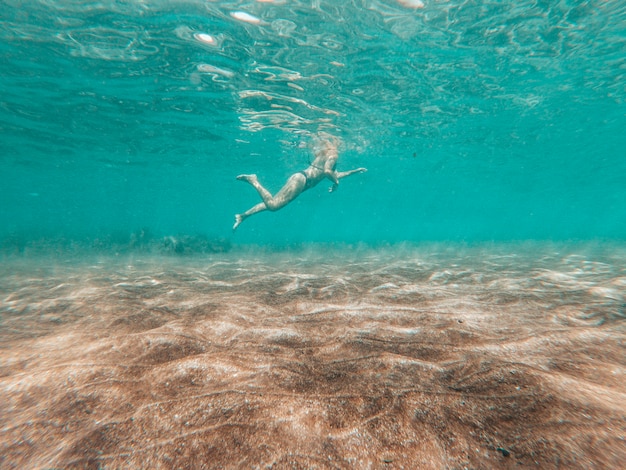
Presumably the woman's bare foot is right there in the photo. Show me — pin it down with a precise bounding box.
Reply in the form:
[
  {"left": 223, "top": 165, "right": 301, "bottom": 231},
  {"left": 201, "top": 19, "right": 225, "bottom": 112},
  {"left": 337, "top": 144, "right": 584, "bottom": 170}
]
[
  {"left": 236, "top": 174, "right": 257, "bottom": 184},
  {"left": 233, "top": 214, "right": 244, "bottom": 231}
]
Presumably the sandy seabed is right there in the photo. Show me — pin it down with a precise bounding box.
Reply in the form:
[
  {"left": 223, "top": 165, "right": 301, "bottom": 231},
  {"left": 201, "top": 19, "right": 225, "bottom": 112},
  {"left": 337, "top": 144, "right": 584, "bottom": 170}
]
[{"left": 1, "top": 244, "right": 625, "bottom": 469}]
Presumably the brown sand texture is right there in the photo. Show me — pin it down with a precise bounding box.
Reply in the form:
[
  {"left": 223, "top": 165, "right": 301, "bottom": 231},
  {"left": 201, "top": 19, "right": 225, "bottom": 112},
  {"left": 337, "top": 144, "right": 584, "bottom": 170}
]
[{"left": 1, "top": 245, "right": 625, "bottom": 469}]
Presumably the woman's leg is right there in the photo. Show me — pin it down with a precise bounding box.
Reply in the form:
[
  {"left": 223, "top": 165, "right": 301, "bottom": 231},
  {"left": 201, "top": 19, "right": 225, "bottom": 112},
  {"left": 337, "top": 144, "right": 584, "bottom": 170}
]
[
  {"left": 236, "top": 173, "right": 305, "bottom": 211},
  {"left": 233, "top": 202, "right": 266, "bottom": 231},
  {"left": 233, "top": 173, "right": 306, "bottom": 230}
]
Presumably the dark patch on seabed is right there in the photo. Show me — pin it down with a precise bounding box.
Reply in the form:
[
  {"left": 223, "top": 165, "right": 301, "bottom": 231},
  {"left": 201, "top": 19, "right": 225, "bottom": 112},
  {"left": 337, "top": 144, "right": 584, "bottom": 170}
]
[{"left": 1, "top": 244, "right": 625, "bottom": 469}]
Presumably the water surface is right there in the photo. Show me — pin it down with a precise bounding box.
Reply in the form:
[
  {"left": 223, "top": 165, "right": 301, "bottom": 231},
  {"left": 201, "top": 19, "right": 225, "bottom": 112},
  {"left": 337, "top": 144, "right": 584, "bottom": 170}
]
[{"left": 1, "top": 0, "right": 625, "bottom": 242}]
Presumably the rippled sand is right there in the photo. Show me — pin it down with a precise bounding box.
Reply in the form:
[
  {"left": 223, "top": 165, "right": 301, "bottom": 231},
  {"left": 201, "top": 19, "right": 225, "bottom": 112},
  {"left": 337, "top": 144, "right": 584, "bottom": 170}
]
[{"left": 1, "top": 244, "right": 625, "bottom": 469}]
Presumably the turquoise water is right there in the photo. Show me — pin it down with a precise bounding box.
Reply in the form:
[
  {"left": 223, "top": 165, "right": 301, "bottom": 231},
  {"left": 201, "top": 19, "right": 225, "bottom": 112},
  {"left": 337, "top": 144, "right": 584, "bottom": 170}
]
[
  {"left": 2, "top": 3, "right": 626, "bottom": 466},
  {"left": 1, "top": 0, "right": 625, "bottom": 246}
]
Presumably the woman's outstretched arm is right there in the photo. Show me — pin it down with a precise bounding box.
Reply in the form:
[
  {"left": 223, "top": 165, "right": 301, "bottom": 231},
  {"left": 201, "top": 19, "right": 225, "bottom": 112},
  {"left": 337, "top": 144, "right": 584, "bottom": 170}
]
[
  {"left": 328, "top": 167, "right": 367, "bottom": 192},
  {"left": 336, "top": 167, "right": 367, "bottom": 179}
]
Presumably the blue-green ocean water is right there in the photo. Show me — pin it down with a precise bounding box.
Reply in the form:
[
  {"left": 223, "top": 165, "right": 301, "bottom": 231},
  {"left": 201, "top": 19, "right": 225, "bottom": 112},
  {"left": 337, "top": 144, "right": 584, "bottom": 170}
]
[{"left": 1, "top": 0, "right": 625, "bottom": 246}]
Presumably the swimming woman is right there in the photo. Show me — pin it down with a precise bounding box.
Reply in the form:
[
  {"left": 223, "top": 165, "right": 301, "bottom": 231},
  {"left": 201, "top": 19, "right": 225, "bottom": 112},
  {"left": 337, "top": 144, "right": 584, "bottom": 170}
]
[{"left": 233, "top": 134, "right": 367, "bottom": 231}]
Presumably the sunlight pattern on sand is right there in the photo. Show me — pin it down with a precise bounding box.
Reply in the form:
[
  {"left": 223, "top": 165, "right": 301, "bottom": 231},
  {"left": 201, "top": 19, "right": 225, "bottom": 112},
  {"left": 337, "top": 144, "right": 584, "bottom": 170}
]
[{"left": 1, "top": 244, "right": 625, "bottom": 468}]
